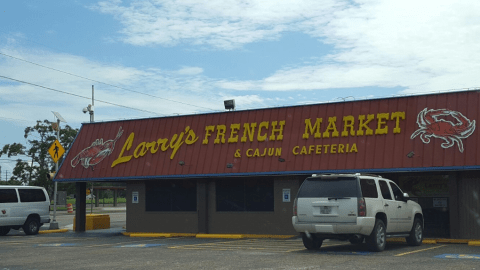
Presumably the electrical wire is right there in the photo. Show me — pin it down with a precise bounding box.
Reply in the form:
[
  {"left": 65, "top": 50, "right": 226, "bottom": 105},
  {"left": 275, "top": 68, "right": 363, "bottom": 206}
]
[
  {"left": 0, "top": 75, "right": 165, "bottom": 116},
  {"left": 0, "top": 52, "right": 219, "bottom": 111}
]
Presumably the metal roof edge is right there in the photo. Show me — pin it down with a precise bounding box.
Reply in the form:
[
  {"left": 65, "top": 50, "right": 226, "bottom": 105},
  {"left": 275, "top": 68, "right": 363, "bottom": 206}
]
[
  {"left": 75, "top": 88, "right": 480, "bottom": 126},
  {"left": 53, "top": 165, "right": 480, "bottom": 182}
]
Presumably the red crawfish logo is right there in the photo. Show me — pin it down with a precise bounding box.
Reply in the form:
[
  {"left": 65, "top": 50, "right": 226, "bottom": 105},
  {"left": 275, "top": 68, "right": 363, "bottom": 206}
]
[
  {"left": 71, "top": 127, "right": 124, "bottom": 169},
  {"left": 1, "top": 209, "right": 6, "bottom": 215},
  {"left": 410, "top": 108, "right": 475, "bottom": 153}
]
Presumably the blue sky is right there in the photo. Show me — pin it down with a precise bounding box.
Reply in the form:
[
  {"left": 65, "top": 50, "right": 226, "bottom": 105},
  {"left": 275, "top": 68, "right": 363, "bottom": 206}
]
[{"left": 1, "top": 0, "right": 479, "bottom": 175}]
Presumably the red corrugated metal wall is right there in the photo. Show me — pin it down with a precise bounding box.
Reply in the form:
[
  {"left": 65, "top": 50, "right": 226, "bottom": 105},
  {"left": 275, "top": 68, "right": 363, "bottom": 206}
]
[{"left": 57, "top": 91, "right": 480, "bottom": 180}]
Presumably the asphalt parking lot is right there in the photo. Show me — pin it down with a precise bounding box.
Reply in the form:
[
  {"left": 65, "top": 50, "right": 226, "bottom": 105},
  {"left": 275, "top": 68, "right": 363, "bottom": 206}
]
[{"left": 1, "top": 209, "right": 479, "bottom": 269}]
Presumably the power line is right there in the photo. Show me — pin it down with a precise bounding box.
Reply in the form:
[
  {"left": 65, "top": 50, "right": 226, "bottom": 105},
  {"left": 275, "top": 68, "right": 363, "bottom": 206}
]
[
  {"left": 0, "top": 52, "right": 218, "bottom": 111},
  {"left": 0, "top": 75, "right": 164, "bottom": 116}
]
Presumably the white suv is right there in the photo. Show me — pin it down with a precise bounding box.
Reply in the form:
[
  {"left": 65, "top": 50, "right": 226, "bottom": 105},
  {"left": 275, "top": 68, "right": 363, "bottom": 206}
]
[
  {"left": 0, "top": 185, "right": 51, "bottom": 236},
  {"left": 292, "top": 174, "right": 424, "bottom": 251}
]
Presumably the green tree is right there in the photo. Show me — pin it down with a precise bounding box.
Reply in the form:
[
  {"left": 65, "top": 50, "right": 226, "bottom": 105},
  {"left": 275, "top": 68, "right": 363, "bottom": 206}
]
[{"left": 0, "top": 120, "right": 78, "bottom": 195}]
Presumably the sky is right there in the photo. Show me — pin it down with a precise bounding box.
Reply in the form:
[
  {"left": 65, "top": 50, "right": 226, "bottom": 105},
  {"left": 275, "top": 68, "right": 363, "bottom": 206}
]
[{"left": 1, "top": 0, "right": 480, "bottom": 176}]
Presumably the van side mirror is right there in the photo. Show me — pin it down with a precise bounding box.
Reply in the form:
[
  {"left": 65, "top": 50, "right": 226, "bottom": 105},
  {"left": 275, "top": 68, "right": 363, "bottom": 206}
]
[{"left": 403, "top": 193, "right": 410, "bottom": 201}]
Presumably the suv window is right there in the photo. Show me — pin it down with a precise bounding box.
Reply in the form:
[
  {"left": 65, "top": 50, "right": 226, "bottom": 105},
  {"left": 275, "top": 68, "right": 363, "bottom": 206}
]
[
  {"left": 378, "top": 180, "right": 392, "bottom": 200},
  {"left": 0, "top": 189, "right": 18, "bottom": 203},
  {"left": 298, "top": 177, "right": 359, "bottom": 198},
  {"left": 18, "top": 189, "right": 47, "bottom": 203},
  {"left": 389, "top": 182, "right": 405, "bottom": 201},
  {"left": 360, "top": 179, "right": 378, "bottom": 198}
]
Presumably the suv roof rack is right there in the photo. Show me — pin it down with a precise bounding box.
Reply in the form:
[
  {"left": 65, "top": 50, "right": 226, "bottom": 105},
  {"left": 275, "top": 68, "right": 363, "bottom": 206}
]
[
  {"left": 311, "top": 173, "right": 383, "bottom": 178},
  {"left": 358, "top": 173, "right": 383, "bottom": 178}
]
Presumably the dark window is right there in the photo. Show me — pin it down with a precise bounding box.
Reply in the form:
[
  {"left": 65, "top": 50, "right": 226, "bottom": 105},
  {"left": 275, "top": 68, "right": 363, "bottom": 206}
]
[
  {"left": 360, "top": 179, "right": 379, "bottom": 198},
  {"left": 0, "top": 189, "right": 18, "bottom": 203},
  {"left": 389, "top": 182, "right": 405, "bottom": 201},
  {"left": 297, "top": 177, "right": 359, "bottom": 198},
  {"left": 18, "top": 189, "right": 46, "bottom": 202},
  {"left": 145, "top": 180, "right": 197, "bottom": 211},
  {"left": 216, "top": 178, "right": 274, "bottom": 212},
  {"left": 379, "top": 180, "right": 392, "bottom": 200}
]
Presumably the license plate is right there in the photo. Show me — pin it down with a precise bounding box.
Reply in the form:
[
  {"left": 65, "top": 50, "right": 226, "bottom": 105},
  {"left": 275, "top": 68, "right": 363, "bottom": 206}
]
[{"left": 320, "top": 206, "right": 331, "bottom": 214}]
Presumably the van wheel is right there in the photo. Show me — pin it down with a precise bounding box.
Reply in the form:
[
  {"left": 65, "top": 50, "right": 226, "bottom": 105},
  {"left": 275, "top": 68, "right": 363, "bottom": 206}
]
[
  {"left": 301, "top": 233, "right": 323, "bottom": 250},
  {"left": 406, "top": 218, "right": 423, "bottom": 246},
  {"left": 0, "top": 226, "right": 10, "bottom": 236},
  {"left": 366, "top": 219, "right": 386, "bottom": 252},
  {"left": 349, "top": 235, "right": 365, "bottom": 244},
  {"left": 23, "top": 218, "right": 40, "bottom": 235}
]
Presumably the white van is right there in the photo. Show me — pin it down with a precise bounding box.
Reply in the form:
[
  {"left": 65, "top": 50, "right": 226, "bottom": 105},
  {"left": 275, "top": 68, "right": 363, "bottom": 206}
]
[{"left": 0, "top": 185, "right": 51, "bottom": 236}]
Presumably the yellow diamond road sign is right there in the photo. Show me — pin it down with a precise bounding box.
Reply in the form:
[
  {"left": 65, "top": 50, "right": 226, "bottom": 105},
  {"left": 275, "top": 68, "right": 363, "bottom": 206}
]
[{"left": 49, "top": 140, "right": 65, "bottom": 163}]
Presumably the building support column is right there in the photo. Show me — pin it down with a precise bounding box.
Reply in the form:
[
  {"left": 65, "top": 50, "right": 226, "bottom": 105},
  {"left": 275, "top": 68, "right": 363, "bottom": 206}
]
[
  {"left": 197, "top": 180, "right": 208, "bottom": 234},
  {"left": 448, "top": 172, "right": 460, "bottom": 239},
  {"left": 75, "top": 182, "right": 87, "bottom": 232}
]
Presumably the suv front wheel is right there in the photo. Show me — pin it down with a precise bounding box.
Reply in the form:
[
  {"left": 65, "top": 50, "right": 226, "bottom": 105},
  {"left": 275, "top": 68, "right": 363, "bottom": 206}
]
[
  {"left": 406, "top": 218, "right": 423, "bottom": 246},
  {"left": 366, "top": 219, "right": 386, "bottom": 252},
  {"left": 301, "top": 233, "right": 323, "bottom": 250}
]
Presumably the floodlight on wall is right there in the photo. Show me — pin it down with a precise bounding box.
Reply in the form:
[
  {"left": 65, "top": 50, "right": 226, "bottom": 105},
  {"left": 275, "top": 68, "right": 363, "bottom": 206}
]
[
  {"left": 278, "top": 157, "right": 285, "bottom": 162},
  {"left": 179, "top": 161, "right": 185, "bottom": 166},
  {"left": 224, "top": 99, "right": 235, "bottom": 111},
  {"left": 226, "top": 163, "right": 233, "bottom": 168},
  {"left": 406, "top": 151, "right": 415, "bottom": 158}
]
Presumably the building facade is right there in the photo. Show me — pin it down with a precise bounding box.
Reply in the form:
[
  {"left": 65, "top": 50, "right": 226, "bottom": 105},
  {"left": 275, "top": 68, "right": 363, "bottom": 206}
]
[{"left": 56, "top": 90, "right": 480, "bottom": 238}]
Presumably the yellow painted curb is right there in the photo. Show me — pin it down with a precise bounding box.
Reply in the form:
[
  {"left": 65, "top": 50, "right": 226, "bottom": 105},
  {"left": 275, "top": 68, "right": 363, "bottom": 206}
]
[
  {"left": 196, "top": 234, "right": 245, "bottom": 239},
  {"left": 435, "top": 239, "right": 469, "bottom": 244},
  {"left": 243, "top": 234, "right": 296, "bottom": 239},
  {"left": 422, "top": 239, "right": 437, "bottom": 244},
  {"left": 124, "top": 232, "right": 196, "bottom": 238},
  {"left": 130, "top": 233, "right": 174, "bottom": 238},
  {"left": 468, "top": 241, "right": 480, "bottom": 246},
  {"left": 387, "top": 238, "right": 405, "bottom": 242},
  {"left": 38, "top": 229, "right": 68, "bottom": 234}
]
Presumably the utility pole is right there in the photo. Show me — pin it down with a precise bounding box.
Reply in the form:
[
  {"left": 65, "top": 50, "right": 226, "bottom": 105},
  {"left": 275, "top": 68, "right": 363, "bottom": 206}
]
[{"left": 90, "top": 85, "right": 94, "bottom": 213}]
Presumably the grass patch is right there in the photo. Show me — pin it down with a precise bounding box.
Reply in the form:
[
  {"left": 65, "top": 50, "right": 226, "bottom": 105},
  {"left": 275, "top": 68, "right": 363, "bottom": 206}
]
[{"left": 52, "top": 197, "right": 126, "bottom": 205}]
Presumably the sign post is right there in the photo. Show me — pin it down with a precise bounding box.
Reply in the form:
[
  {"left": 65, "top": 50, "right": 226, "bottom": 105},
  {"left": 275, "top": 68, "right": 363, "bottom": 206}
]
[{"left": 49, "top": 112, "right": 66, "bottom": 230}]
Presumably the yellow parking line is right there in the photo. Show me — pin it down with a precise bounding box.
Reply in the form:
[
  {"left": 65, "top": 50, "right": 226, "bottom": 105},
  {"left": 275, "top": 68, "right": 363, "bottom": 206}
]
[{"left": 394, "top": 245, "right": 447, "bottom": 256}]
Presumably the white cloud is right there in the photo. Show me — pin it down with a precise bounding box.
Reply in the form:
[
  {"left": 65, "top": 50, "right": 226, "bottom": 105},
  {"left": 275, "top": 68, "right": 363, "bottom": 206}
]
[
  {"left": 91, "top": 0, "right": 342, "bottom": 49},
  {"left": 176, "top": 67, "right": 203, "bottom": 75},
  {"left": 0, "top": 47, "right": 227, "bottom": 128},
  {"left": 92, "top": 0, "right": 480, "bottom": 94}
]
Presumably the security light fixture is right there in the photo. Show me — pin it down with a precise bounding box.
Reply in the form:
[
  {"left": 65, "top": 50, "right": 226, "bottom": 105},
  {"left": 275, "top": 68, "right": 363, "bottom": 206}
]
[
  {"left": 179, "top": 161, "right": 185, "bottom": 166},
  {"left": 406, "top": 151, "right": 415, "bottom": 158},
  {"left": 224, "top": 99, "right": 235, "bottom": 111},
  {"left": 278, "top": 157, "right": 285, "bottom": 162},
  {"left": 226, "top": 163, "right": 233, "bottom": 168}
]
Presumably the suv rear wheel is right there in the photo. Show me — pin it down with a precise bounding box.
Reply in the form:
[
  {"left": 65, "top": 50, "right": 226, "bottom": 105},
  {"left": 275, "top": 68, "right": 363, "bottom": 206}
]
[
  {"left": 301, "top": 233, "right": 323, "bottom": 250},
  {"left": 406, "top": 218, "right": 423, "bottom": 246},
  {"left": 0, "top": 226, "right": 10, "bottom": 236},
  {"left": 366, "top": 219, "right": 386, "bottom": 251}
]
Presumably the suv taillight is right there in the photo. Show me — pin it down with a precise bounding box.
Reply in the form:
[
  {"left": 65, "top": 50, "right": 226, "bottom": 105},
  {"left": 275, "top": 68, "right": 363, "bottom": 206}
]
[
  {"left": 358, "top": 197, "right": 366, "bottom": 217},
  {"left": 293, "top": 198, "right": 297, "bottom": 216}
]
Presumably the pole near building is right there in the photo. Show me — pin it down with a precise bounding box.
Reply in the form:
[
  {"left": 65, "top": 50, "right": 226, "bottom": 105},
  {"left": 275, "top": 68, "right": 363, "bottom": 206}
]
[{"left": 50, "top": 112, "right": 66, "bottom": 230}]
